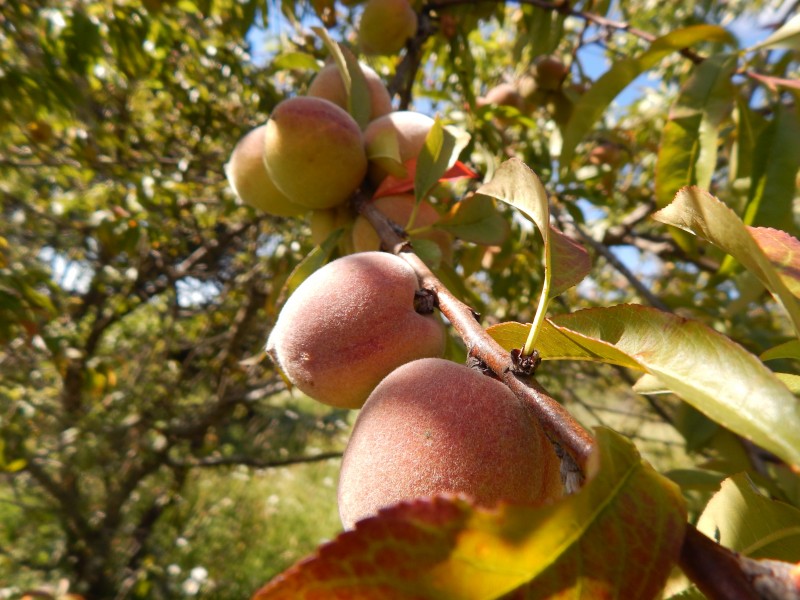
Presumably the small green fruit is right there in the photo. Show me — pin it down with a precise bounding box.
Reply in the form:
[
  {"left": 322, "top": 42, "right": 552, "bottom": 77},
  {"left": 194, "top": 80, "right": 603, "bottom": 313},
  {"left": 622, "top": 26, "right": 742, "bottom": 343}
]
[{"left": 358, "top": 0, "right": 418, "bottom": 56}]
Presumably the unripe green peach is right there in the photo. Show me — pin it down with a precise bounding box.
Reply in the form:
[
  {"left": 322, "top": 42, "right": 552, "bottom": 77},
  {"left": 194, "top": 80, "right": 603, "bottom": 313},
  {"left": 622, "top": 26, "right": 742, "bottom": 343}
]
[
  {"left": 338, "top": 357, "right": 563, "bottom": 529},
  {"left": 224, "top": 125, "right": 307, "bottom": 217},
  {"left": 363, "top": 110, "right": 434, "bottom": 184},
  {"left": 358, "top": 0, "right": 418, "bottom": 56},
  {"left": 263, "top": 96, "right": 368, "bottom": 210},
  {"left": 266, "top": 252, "right": 445, "bottom": 409},
  {"left": 309, "top": 204, "right": 355, "bottom": 247},
  {"left": 351, "top": 194, "right": 452, "bottom": 262},
  {"left": 307, "top": 62, "right": 393, "bottom": 122}
]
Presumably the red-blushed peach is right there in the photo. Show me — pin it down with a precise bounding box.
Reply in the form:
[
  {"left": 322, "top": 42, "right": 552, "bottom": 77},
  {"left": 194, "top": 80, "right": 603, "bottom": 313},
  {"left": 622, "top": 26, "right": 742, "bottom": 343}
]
[
  {"left": 363, "top": 110, "right": 434, "bottom": 184},
  {"left": 307, "top": 62, "right": 393, "bottom": 122},
  {"left": 358, "top": 0, "right": 418, "bottom": 56},
  {"left": 263, "top": 96, "right": 368, "bottom": 210},
  {"left": 266, "top": 252, "right": 445, "bottom": 409},
  {"left": 224, "top": 125, "right": 308, "bottom": 217},
  {"left": 337, "top": 357, "right": 563, "bottom": 530},
  {"left": 477, "top": 82, "right": 525, "bottom": 111},
  {"left": 351, "top": 194, "right": 452, "bottom": 262}
]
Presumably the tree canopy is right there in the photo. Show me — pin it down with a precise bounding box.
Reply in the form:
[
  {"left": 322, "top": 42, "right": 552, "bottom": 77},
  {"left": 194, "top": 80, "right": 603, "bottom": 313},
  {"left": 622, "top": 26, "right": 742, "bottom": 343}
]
[{"left": 1, "top": 0, "right": 799, "bottom": 598}]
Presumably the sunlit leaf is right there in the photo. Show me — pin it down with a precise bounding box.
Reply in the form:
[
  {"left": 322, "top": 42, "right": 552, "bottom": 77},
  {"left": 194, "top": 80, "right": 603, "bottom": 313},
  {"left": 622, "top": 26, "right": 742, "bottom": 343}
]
[
  {"left": 655, "top": 54, "right": 736, "bottom": 208},
  {"left": 488, "top": 304, "right": 800, "bottom": 468},
  {"left": 748, "top": 13, "right": 800, "bottom": 51},
  {"left": 312, "top": 27, "right": 371, "bottom": 128},
  {"left": 742, "top": 104, "right": 800, "bottom": 233},
  {"left": 749, "top": 227, "right": 800, "bottom": 298},
  {"left": 271, "top": 51, "right": 321, "bottom": 71},
  {"left": 653, "top": 187, "right": 800, "bottom": 337},
  {"left": 775, "top": 373, "right": 800, "bottom": 394},
  {"left": 477, "top": 158, "right": 590, "bottom": 298},
  {"left": 697, "top": 473, "right": 800, "bottom": 560},
  {"left": 560, "top": 25, "right": 737, "bottom": 170},
  {"left": 761, "top": 340, "right": 800, "bottom": 362},
  {"left": 415, "top": 118, "right": 453, "bottom": 201},
  {"left": 436, "top": 195, "right": 510, "bottom": 246},
  {"left": 374, "top": 160, "right": 478, "bottom": 198},
  {"left": 253, "top": 428, "right": 686, "bottom": 600}
]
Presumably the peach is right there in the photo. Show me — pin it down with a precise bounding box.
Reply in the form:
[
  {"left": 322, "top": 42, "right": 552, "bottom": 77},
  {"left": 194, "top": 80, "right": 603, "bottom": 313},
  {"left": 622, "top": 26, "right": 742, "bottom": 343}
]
[
  {"left": 307, "top": 62, "right": 393, "bottom": 122},
  {"left": 533, "top": 55, "right": 568, "bottom": 91},
  {"left": 224, "top": 125, "right": 307, "bottom": 217},
  {"left": 477, "top": 82, "right": 525, "bottom": 110},
  {"left": 263, "top": 96, "right": 368, "bottom": 210},
  {"left": 363, "top": 110, "right": 434, "bottom": 184},
  {"left": 338, "top": 358, "right": 563, "bottom": 529},
  {"left": 358, "top": 0, "right": 418, "bottom": 56},
  {"left": 266, "top": 252, "right": 445, "bottom": 409},
  {"left": 351, "top": 194, "right": 452, "bottom": 262}
]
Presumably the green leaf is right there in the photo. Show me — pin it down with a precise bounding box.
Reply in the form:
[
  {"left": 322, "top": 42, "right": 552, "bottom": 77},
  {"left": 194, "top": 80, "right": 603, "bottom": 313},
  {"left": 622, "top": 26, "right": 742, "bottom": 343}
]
[
  {"left": 488, "top": 304, "right": 800, "bottom": 468},
  {"left": 655, "top": 54, "right": 736, "bottom": 208},
  {"left": 761, "top": 339, "right": 800, "bottom": 362},
  {"left": 311, "top": 27, "right": 371, "bottom": 128},
  {"left": 742, "top": 103, "right": 800, "bottom": 233},
  {"left": 272, "top": 51, "right": 321, "bottom": 72},
  {"left": 748, "top": 13, "right": 800, "bottom": 52},
  {"left": 775, "top": 373, "right": 800, "bottom": 394},
  {"left": 415, "top": 118, "right": 469, "bottom": 202},
  {"left": 253, "top": 428, "right": 686, "bottom": 600},
  {"left": 365, "top": 127, "right": 406, "bottom": 178},
  {"left": 436, "top": 195, "right": 510, "bottom": 245},
  {"left": 477, "top": 158, "right": 590, "bottom": 298},
  {"left": 276, "top": 228, "right": 343, "bottom": 309},
  {"left": 560, "top": 25, "right": 737, "bottom": 170},
  {"left": 652, "top": 187, "right": 800, "bottom": 337},
  {"left": 697, "top": 473, "right": 800, "bottom": 560}
]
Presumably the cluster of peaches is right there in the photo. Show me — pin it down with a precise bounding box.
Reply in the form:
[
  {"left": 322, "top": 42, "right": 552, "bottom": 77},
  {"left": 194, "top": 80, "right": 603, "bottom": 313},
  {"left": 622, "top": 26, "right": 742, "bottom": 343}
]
[{"left": 226, "top": 60, "right": 562, "bottom": 530}]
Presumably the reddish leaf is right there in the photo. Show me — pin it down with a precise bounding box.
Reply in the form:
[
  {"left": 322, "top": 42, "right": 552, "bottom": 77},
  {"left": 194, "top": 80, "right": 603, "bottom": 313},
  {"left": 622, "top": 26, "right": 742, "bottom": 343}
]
[
  {"left": 374, "top": 160, "right": 478, "bottom": 199},
  {"left": 252, "top": 428, "right": 686, "bottom": 600},
  {"left": 749, "top": 227, "right": 800, "bottom": 298}
]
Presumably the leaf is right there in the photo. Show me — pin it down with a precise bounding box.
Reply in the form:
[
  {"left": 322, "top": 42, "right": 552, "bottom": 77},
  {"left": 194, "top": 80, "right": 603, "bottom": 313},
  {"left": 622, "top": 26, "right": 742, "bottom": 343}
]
[
  {"left": 271, "top": 51, "right": 321, "bottom": 71},
  {"left": 655, "top": 54, "right": 736, "bottom": 208},
  {"left": 436, "top": 195, "right": 510, "bottom": 246},
  {"left": 311, "top": 27, "right": 371, "bottom": 128},
  {"left": 415, "top": 118, "right": 470, "bottom": 202},
  {"left": 697, "top": 473, "right": 800, "bottom": 560},
  {"left": 742, "top": 103, "right": 800, "bottom": 233},
  {"left": 275, "top": 228, "right": 342, "bottom": 309},
  {"left": 560, "top": 25, "right": 737, "bottom": 170},
  {"left": 487, "top": 304, "right": 800, "bottom": 468},
  {"left": 374, "top": 160, "right": 479, "bottom": 198},
  {"left": 477, "top": 158, "right": 590, "bottom": 298},
  {"left": 652, "top": 187, "right": 800, "bottom": 337},
  {"left": 253, "top": 428, "right": 686, "bottom": 600},
  {"left": 748, "top": 13, "right": 800, "bottom": 52},
  {"left": 549, "top": 226, "right": 592, "bottom": 297},
  {"left": 750, "top": 227, "right": 800, "bottom": 298},
  {"left": 761, "top": 340, "right": 800, "bottom": 362},
  {"left": 775, "top": 373, "right": 800, "bottom": 394}
]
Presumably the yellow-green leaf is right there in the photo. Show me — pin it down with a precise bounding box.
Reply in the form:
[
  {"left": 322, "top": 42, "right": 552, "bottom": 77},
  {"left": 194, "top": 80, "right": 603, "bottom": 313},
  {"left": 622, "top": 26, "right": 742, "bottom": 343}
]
[
  {"left": 697, "top": 473, "right": 800, "bottom": 560},
  {"left": 560, "top": 25, "right": 737, "bottom": 170},
  {"left": 748, "top": 13, "right": 800, "bottom": 52},
  {"left": 253, "top": 428, "right": 686, "bottom": 600},
  {"left": 489, "top": 304, "right": 800, "bottom": 468},
  {"left": 652, "top": 187, "right": 800, "bottom": 337}
]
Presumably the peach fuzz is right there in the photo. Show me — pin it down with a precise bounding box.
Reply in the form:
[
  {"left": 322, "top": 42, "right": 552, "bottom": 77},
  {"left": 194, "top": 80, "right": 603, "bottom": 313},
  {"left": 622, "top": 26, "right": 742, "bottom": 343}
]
[
  {"left": 265, "top": 252, "right": 445, "bottom": 409},
  {"left": 338, "top": 357, "right": 563, "bottom": 529},
  {"left": 307, "top": 62, "right": 393, "bottom": 122},
  {"left": 224, "top": 125, "right": 307, "bottom": 217},
  {"left": 263, "top": 96, "right": 367, "bottom": 210}
]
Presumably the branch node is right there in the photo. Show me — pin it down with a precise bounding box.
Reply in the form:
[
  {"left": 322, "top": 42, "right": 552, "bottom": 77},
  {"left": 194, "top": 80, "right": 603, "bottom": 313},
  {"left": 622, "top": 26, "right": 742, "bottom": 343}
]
[
  {"left": 413, "top": 288, "right": 438, "bottom": 314},
  {"left": 510, "top": 348, "right": 542, "bottom": 375}
]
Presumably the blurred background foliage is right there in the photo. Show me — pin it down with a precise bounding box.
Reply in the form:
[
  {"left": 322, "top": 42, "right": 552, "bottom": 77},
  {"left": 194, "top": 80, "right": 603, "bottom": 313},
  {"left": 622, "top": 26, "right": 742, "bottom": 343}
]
[{"left": 0, "top": 0, "right": 797, "bottom": 597}]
